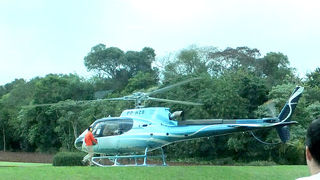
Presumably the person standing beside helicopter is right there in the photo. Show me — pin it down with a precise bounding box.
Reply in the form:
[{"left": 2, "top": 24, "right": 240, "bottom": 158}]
[
  {"left": 297, "top": 118, "right": 320, "bottom": 180},
  {"left": 82, "top": 127, "right": 98, "bottom": 166}
]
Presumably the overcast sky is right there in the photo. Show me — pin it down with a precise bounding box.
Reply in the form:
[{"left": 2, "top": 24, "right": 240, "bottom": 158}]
[{"left": 0, "top": 0, "right": 319, "bottom": 85}]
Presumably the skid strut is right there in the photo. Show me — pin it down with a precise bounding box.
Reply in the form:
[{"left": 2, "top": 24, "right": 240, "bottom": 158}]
[{"left": 91, "top": 147, "right": 167, "bottom": 167}]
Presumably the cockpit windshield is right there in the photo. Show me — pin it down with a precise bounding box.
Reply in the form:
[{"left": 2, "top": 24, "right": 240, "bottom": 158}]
[{"left": 92, "top": 118, "right": 133, "bottom": 137}]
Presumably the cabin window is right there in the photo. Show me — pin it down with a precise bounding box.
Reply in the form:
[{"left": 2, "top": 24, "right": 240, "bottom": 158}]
[{"left": 92, "top": 118, "right": 133, "bottom": 137}]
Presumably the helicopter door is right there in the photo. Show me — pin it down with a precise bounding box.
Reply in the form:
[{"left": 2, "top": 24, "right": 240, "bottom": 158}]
[
  {"left": 92, "top": 118, "right": 134, "bottom": 153},
  {"left": 92, "top": 120, "right": 121, "bottom": 152}
]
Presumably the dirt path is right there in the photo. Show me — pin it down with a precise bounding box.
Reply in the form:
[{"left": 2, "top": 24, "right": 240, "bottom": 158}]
[{"left": 0, "top": 152, "right": 53, "bottom": 163}]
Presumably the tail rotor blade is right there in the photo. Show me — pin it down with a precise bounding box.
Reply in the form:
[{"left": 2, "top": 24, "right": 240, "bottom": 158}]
[{"left": 264, "top": 100, "right": 278, "bottom": 117}]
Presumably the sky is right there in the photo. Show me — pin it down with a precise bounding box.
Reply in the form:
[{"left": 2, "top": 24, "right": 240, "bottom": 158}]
[{"left": 0, "top": 0, "right": 319, "bottom": 85}]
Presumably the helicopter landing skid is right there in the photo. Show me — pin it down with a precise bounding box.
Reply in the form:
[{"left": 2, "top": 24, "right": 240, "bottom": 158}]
[{"left": 91, "top": 147, "right": 167, "bottom": 167}]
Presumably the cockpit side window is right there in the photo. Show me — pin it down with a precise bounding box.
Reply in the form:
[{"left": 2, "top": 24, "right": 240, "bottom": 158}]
[{"left": 92, "top": 118, "right": 133, "bottom": 137}]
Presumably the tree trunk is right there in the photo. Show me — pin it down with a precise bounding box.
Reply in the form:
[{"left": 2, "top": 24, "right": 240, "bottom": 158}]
[
  {"left": 71, "top": 121, "right": 78, "bottom": 139},
  {"left": 2, "top": 126, "right": 5, "bottom": 152}
]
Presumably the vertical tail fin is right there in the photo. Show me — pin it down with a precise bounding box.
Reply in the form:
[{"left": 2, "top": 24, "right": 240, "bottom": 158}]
[
  {"left": 276, "top": 86, "right": 304, "bottom": 143},
  {"left": 278, "top": 86, "right": 304, "bottom": 122}
]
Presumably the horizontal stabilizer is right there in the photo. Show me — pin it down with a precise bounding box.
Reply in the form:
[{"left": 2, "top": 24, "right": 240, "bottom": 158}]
[{"left": 227, "top": 121, "right": 297, "bottom": 128}]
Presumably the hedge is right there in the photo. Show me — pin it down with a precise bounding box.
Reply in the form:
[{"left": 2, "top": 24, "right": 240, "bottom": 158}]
[{"left": 53, "top": 152, "right": 86, "bottom": 166}]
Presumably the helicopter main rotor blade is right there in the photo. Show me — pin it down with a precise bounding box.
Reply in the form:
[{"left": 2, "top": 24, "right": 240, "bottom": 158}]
[
  {"left": 22, "top": 99, "right": 86, "bottom": 108},
  {"left": 148, "top": 97, "right": 203, "bottom": 106},
  {"left": 22, "top": 102, "right": 58, "bottom": 108},
  {"left": 22, "top": 97, "right": 131, "bottom": 108},
  {"left": 104, "top": 97, "right": 129, "bottom": 101},
  {"left": 146, "top": 77, "right": 201, "bottom": 96}
]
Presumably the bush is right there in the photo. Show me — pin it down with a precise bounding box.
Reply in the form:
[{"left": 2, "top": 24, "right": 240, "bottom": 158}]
[
  {"left": 53, "top": 152, "right": 85, "bottom": 166},
  {"left": 168, "top": 157, "right": 236, "bottom": 165},
  {"left": 246, "top": 161, "right": 277, "bottom": 166},
  {"left": 211, "top": 157, "right": 235, "bottom": 165}
]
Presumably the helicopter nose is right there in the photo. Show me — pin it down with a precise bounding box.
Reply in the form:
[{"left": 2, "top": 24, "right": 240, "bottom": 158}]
[{"left": 74, "top": 137, "right": 84, "bottom": 150}]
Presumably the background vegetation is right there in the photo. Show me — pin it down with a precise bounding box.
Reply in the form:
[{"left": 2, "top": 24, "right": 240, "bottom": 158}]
[{"left": 1, "top": 44, "right": 319, "bottom": 165}]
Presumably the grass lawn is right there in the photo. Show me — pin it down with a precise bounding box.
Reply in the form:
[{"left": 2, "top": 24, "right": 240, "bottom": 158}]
[
  {"left": 0, "top": 161, "right": 51, "bottom": 167},
  {"left": 0, "top": 162, "right": 309, "bottom": 180}
]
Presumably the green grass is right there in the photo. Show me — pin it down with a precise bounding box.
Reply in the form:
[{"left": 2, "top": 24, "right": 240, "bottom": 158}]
[
  {"left": 0, "top": 162, "right": 310, "bottom": 180},
  {"left": 0, "top": 161, "right": 51, "bottom": 167}
]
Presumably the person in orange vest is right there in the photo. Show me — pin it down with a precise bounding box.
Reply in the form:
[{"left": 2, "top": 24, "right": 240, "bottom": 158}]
[{"left": 82, "top": 126, "right": 98, "bottom": 166}]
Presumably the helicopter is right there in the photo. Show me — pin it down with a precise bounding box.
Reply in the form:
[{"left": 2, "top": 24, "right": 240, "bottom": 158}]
[{"left": 74, "top": 79, "right": 304, "bottom": 167}]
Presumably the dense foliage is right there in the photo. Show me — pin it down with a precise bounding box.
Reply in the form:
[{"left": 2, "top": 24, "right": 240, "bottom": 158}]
[
  {"left": 53, "top": 152, "right": 85, "bottom": 166},
  {"left": 1, "top": 44, "right": 319, "bottom": 164}
]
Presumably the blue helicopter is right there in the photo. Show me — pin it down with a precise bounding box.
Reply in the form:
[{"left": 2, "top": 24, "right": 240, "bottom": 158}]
[{"left": 74, "top": 79, "right": 304, "bottom": 167}]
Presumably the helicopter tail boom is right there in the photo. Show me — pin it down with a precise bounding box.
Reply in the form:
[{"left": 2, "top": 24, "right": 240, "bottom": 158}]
[{"left": 216, "top": 86, "right": 304, "bottom": 143}]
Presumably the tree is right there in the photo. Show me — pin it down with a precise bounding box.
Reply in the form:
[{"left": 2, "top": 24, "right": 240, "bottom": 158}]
[
  {"left": 306, "top": 101, "right": 320, "bottom": 120},
  {"left": 84, "top": 44, "right": 158, "bottom": 91},
  {"left": 0, "top": 113, "right": 6, "bottom": 151},
  {"left": 0, "top": 79, "right": 34, "bottom": 151},
  {"left": 50, "top": 101, "right": 84, "bottom": 151},
  {"left": 306, "top": 67, "right": 320, "bottom": 87},
  {"left": 17, "top": 105, "right": 61, "bottom": 152},
  {"left": 33, "top": 74, "right": 94, "bottom": 104},
  {"left": 123, "top": 71, "right": 158, "bottom": 94},
  {"left": 0, "top": 74, "right": 94, "bottom": 152},
  {"left": 208, "top": 46, "right": 260, "bottom": 75},
  {"left": 256, "top": 52, "right": 296, "bottom": 87},
  {"left": 84, "top": 44, "right": 125, "bottom": 78},
  {"left": 125, "top": 47, "right": 156, "bottom": 76},
  {"left": 162, "top": 46, "right": 210, "bottom": 80},
  {"left": 237, "top": 71, "right": 268, "bottom": 116}
]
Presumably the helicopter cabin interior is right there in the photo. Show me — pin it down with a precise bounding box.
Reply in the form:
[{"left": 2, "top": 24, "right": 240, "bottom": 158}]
[{"left": 92, "top": 118, "right": 133, "bottom": 137}]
